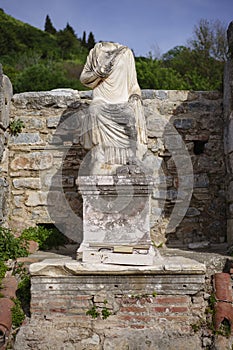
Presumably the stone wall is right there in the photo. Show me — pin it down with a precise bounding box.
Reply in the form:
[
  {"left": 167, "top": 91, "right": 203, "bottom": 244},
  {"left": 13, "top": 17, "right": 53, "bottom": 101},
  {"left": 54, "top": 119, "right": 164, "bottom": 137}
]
[
  {"left": 8, "top": 88, "right": 226, "bottom": 246},
  {"left": 224, "top": 22, "right": 233, "bottom": 245},
  {"left": 0, "top": 65, "right": 12, "bottom": 225}
]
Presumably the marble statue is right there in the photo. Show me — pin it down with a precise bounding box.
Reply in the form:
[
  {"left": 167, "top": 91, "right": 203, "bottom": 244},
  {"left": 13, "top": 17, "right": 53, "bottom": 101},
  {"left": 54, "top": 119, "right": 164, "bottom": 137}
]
[{"left": 80, "top": 42, "right": 147, "bottom": 174}]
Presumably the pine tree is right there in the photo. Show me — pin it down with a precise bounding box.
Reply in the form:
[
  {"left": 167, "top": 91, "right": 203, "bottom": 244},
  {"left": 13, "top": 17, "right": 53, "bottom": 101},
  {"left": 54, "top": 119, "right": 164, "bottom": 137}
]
[
  {"left": 44, "top": 15, "right": 56, "bottom": 35},
  {"left": 87, "top": 32, "right": 96, "bottom": 50},
  {"left": 81, "top": 31, "right": 87, "bottom": 47},
  {"left": 65, "top": 23, "right": 76, "bottom": 37}
]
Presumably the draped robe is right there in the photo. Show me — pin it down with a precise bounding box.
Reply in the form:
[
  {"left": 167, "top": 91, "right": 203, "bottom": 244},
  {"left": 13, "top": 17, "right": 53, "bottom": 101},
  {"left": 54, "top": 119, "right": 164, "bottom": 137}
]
[{"left": 80, "top": 42, "right": 147, "bottom": 167}]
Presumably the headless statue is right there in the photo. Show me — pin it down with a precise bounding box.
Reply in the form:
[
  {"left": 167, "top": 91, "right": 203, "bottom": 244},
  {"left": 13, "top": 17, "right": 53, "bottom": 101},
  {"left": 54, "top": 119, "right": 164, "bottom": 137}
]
[{"left": 80, "top": 42, "right": 147, "bottom": 175}]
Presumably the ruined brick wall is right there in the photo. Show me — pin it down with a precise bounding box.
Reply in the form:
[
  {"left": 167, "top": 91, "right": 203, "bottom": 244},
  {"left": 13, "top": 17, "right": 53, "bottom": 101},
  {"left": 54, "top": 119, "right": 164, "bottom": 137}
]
[
  {"left": 0, "top": 65, "right": 13, "bottom": 225},
  {"left": 8, "top": 88, "right": 226, "bottom": 247},
  {"left": 15, "top": 261, "right": 207, "bottom": 350}
]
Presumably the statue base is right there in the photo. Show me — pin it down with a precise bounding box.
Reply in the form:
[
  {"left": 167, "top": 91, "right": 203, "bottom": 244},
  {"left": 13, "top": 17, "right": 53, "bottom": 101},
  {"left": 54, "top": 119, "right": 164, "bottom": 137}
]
[
  {"left": 78, "top": 244, "right": 158, "bottom": 266},
  {"left": 76, "top": 175, "right": 156, "bottom": 266}
]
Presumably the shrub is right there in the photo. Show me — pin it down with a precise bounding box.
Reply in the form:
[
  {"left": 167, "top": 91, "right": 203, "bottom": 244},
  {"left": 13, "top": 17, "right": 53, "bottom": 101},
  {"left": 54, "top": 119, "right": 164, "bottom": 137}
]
[
  {"left": 21, "top": 225, "right": 69, "bottom": 250},
  {"left": 0, "top": 227, "right": 28, "bottom": 261}
]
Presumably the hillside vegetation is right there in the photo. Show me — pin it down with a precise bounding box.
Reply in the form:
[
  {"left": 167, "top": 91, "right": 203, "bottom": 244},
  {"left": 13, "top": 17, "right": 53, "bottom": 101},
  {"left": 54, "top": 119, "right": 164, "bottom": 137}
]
[{"left": 0, "top": 9, "right": 227, "bottom": 92}]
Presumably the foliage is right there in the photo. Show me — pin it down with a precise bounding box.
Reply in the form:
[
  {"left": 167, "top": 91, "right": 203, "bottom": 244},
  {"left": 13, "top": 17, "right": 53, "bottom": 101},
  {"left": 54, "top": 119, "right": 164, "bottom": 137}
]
[
  {"left": 13, "top": 62, "right": 68, "bottom": 92},
  {"left": 161, "top": 43, "right": 224, "bottom": 91},
  {"left": 44, "top": 14, "right": 56, "bottom": 35},
  {"left": 9, "top": 119, "right": 25, "bottom": 136},
  {"left": 11, "top": 298, "right": 25, "bottom": 328},
  {"left": 0, "top": 227, "right": 28, "bottom": 261},
  {"left": 17, "top": 274, "right": 31, "bottom": 304},
  {"left": 0, "top": 9, "right": 60, "bottom": 58},
  {"left": 86, "top": 304, "right": 111, "bottom": 319},
  {"left": 136, "top": 58, "right": 186, "bottom": 90},
  {"left": 189, "top": 18, "right": 228, "bottom": 61},
  {"left": 15, "top": 272, "right": 31, "bottom": 317},
  {"left": 86, "top": 305, "right": 100, "bottom": 319},
  {"left": 101, "top": 307, "right": 111, "bottom": 319},
  {"left": 0, "top": 10, "right": 227, "bottom": 92},
  {"left": 21, "top": 225, "right": 69, "bottom": 250},
  {"left": 87, "top": 32, "right": 96, "bottom": 51},
  {"left": 0, "top": 260, "right": 7, "bottom": 280}
]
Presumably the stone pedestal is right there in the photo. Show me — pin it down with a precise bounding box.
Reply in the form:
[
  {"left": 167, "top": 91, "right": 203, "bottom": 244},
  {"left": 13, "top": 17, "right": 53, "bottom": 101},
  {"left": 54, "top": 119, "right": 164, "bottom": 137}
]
[
  {"left": 76, "top": 175, "right": 156, "bottom": 265},
  {"left": 14, "top": 256, "right": 206, "bottom": 350}
]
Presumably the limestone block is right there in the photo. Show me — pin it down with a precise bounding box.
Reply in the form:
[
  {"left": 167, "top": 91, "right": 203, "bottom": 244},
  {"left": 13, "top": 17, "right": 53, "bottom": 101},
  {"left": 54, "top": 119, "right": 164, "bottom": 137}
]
[
  {"left": 77, "top": 175, "right": 153, "bottom": 249},
  {"left": 11, "top": 152, "right": 53, "bottom": 170},
  {"left": 0, "top": 149, "right": 9, "bottom": 173},
  {"left": 146, "top": 116, "right": 165, "bottom": 138},
  {"left": 173, "top": 118, "right": 194, "bottom": 129},
  {"left": 25, "top": 191, "right": 48, "bottom": 207},
  {"left": 29, "top": 256, "right": 206, "bottom": 276},
  {"left": 19, "top": 116, "right": 44, "bottom": 130},
  {"left": 13, "top": 178, "right": 41, "bottom": 189},
  {"left": 141, "top": 89, "right": 157, "bottom": 99},
  {"left": 168, "top": 90, "right": 189, "bottom": 102},
  {"left": 0, "top": 74, "right": 13, "bottom": 129},
  {"left": 12, "top": 89, "right": 80, "bottom": 109},
  {"left": 42, "top": 174, "right": 74, "bottom": 188},
  {"left": 10, "top": 132, "right": 43, "bottom": 145},
  {"left": 47, "top": 116, "right": 61, "bottom": 128},
  {"left": 82, "top": 248, "right": 156, "bottom": 266},
  {"left": 14, "top": 195, "right": 24, "bottom": 208},
  {"left": 155, "top": 90, "right": 168, "bottom": 100},
  {"left": 0, "top": 132, "right": 5, "bottom": 160}
]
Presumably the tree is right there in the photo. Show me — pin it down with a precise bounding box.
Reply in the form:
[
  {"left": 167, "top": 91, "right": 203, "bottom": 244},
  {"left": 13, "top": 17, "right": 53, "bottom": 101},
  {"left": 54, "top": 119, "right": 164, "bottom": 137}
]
[
  {"left": 81, "top": 31, "right": 87, "bottom": 47},
  {"left": 65, "top": 23, "right": 76, "bottom": 37},
  {"left": 14, "top": 63, "right": 68, "bottom": 92},
  {"left": 44, "top": 15, "right": 56, "bottom": 35},
  {"left": 56, "top": 24, "right": 80, "bottom": 59},
  {"left": 87, "top": 32, "right": 95, "bottom": 50},
  {"left": 136, "top": 58, "right": 186, "bottom": 90},
  {"left": 188, "top": 18, "right": 228, "bottom": 61}
]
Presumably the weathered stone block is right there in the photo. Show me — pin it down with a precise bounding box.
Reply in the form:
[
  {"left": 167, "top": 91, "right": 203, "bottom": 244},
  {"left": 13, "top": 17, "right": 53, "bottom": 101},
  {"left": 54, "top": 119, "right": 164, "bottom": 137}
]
[
  {"left": 146, "top": 114, "right": 165, "bottom": 137},
  {"left": 0, "top": 74, "right": 13, "bottom": 129},
  {"left": 11, "top": 152, "right": 53, "bottom": 170},
  {"left": 173, "top": 118, "right": 194, "bottom": 129},
  {"left": 46, "top": 116, "right": 61, "bottom": 128},
  {"left": 10, "top": 132, "right": 43, "bottom": 145},
  {"left": 77, "top": 175, "right": 155, "bottom": 265},
  {"left": 25, "top": 191, "right": 48, "bottom": 207},
  {"left": 12, "top": 89, "right": 80, "bottom": 109},
  {"left": 13, "top": 178, "right": 41, "bottom": 189}
]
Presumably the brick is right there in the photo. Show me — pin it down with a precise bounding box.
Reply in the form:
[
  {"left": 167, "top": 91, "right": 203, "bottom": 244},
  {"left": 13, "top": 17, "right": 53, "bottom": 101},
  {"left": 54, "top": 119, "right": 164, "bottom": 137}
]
[
  {"left": 152, "top": 306, "right": 168, "bottom": 313},
  {"left": 155, "top": 296, "right": 190, "bottom": 304},
  {"left": 119, "top": 306, "right": 147, "bottom": 313},
  {"left": 152, "top": 306, "right": 188, "bottom": 313}
]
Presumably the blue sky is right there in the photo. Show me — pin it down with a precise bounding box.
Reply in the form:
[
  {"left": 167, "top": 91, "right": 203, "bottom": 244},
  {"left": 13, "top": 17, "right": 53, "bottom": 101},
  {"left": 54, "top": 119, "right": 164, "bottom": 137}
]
[{"left": 0, "top": 0, "right": 233, "bottom": 56}]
